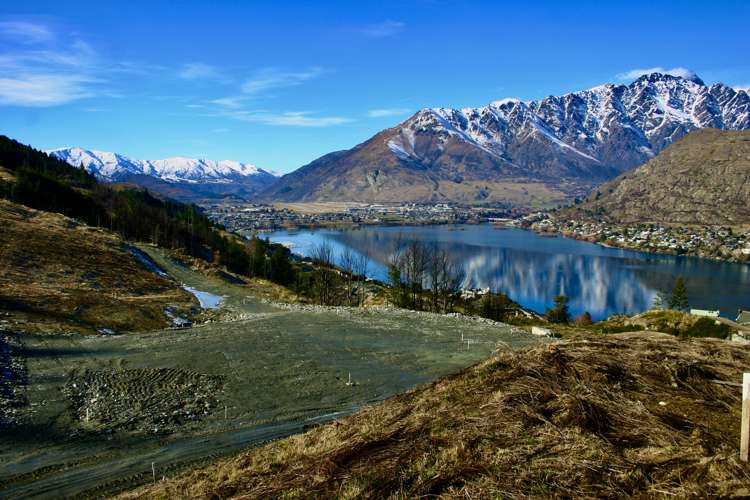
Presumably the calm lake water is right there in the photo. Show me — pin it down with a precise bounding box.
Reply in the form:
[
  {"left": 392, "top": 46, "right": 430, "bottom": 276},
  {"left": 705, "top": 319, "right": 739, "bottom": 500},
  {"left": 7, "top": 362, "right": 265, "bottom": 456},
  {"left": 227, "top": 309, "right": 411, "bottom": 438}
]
[{"left": 266, "top": 224, "right": 750, "bottom": 321}]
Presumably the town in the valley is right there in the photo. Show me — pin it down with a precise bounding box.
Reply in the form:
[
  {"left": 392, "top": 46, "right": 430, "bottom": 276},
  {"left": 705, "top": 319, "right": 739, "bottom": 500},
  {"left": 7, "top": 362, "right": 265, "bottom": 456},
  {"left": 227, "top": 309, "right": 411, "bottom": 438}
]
[{"left": 205, "top": 201, "right": 750, "bottom": 263}]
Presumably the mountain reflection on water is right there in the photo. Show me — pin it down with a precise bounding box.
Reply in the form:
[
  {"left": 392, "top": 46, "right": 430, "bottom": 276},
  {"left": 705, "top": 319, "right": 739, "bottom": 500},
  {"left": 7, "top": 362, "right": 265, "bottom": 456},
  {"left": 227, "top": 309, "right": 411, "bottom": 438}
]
[{"left": 266, "top": 225, "right": 750, "bottom": 321}]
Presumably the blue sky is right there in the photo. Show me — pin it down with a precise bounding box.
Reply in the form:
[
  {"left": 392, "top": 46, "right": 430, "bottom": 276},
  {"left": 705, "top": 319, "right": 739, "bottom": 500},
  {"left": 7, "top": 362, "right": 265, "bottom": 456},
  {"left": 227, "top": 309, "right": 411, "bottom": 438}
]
[{"left": 1, "top": 0, "right": 748, "bottom": 173}]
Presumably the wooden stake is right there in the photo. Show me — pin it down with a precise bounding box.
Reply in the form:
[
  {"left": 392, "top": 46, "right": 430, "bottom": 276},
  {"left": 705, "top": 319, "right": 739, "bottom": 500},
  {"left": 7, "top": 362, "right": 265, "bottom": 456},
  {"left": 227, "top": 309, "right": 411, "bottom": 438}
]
[
  {"left": 742, "top": 373, "right": 750, "bottom": 462},
  {"left": 152, "top": 462, "right": 156, "bottom": 483}
]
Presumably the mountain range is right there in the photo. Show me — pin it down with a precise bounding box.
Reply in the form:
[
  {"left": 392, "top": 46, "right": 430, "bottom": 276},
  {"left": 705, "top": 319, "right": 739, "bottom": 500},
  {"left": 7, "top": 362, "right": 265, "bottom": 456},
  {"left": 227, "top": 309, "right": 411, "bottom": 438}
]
[
  {"left": 259, "top": 72, "right": 750, "bottom": 206},
  {"left": 564, "top": 129, "right": 750, "bottom": 226},
  {"left": 51, "top": 72, "right": 750, "bottom": 207},
  {"left": 48, "top": 148, "right": 279, "bottom": 202}
]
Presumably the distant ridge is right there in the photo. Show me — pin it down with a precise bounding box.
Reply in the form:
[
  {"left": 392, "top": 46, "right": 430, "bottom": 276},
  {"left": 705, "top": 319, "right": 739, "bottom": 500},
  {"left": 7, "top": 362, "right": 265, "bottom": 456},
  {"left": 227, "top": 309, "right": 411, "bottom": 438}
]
[
  {"left": 49, "top": 147, "right": 279, "bottom": 202},
  {"left": 260, "top": 72, "right": 750, "bottom": 206}
]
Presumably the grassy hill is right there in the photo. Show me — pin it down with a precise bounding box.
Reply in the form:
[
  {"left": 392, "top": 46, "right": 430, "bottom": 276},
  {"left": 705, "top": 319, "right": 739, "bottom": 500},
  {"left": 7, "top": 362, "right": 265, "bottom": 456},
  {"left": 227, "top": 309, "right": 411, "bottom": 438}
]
[
  {"left": 126, "top": 332, "right": 750, "bottom": 498},
  {"left": 0, "top": 200, "right": 199, "bottom": 334},
  {"left": 565, "top": 129, "right": 750, "bottom": 227}
]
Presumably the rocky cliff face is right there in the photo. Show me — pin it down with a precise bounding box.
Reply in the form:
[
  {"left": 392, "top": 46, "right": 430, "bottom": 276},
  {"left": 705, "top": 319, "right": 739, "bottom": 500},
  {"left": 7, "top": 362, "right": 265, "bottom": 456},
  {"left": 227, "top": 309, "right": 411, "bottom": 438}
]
[
  {"left": 565, "top": 129, "right": 750, "bottom": 226},
  {"left": 261, "top": 72, "right": 750, "bottom": 206}
]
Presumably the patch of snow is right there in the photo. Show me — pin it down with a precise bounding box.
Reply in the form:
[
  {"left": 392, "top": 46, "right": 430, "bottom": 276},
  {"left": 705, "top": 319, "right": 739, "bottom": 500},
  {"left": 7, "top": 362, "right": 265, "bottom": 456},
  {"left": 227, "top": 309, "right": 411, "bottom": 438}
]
[{"left": 182, "top": 285, "right": 224, "bottom": 309}]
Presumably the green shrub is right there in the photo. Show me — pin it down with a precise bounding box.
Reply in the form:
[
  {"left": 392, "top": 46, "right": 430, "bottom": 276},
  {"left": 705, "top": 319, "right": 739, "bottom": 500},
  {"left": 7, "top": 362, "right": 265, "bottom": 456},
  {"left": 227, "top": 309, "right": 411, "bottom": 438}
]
[
  {"left": 682, "top": 318, "right": 731, "bottom": 339},
  {"left": 599, "top": 324, "right": 645, "bottom": 334}
]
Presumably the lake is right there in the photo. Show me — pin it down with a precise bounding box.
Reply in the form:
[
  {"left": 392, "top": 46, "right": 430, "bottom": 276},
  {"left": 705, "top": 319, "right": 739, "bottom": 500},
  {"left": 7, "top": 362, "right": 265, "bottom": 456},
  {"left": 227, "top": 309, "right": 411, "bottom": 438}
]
[{"left": 266, "top": 224, "right": 750, "bottom": 321}]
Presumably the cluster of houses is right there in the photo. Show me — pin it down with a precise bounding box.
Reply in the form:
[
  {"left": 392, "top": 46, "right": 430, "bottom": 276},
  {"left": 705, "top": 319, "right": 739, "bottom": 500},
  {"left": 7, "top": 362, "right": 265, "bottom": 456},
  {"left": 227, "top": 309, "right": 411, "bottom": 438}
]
[
  {"left": 204, "top": 204, "right": 347, "bottom": 232},
  {"left": 203, "top": 203, "right": 513, "bottom": 231},
  {"left": 518, "top": 214, "right": 750, "bottom": 263}
]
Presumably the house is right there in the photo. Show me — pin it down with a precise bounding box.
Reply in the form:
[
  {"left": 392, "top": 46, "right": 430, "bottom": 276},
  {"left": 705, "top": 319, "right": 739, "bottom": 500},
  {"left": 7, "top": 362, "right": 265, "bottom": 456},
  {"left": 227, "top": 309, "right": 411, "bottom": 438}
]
[
  {"left": 737, "top": 310, "right": 750, "bottom": 325},
  {"left": 690, "top": 309, "right": 720, "bottom": 318}
]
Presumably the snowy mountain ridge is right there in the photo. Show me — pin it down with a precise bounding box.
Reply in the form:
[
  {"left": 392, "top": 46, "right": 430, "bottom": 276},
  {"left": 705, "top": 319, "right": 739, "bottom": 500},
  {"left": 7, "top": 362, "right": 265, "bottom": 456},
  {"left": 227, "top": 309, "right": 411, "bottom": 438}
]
[
  {"left": 48, "top": 147, "right": 280, "bottom": 184},
  {"left": 387, "top": 73, "right": 749, "bottom": 175},
  {"left": 260, "top": 72, "right": 750, "bottom": 205}
]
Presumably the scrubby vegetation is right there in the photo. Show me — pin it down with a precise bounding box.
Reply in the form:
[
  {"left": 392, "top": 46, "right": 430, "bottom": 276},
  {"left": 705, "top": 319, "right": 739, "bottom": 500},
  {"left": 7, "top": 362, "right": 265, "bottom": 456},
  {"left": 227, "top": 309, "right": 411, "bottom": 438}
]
[{"left": 592, "top": 309, "right": 733, "bottom": 340}]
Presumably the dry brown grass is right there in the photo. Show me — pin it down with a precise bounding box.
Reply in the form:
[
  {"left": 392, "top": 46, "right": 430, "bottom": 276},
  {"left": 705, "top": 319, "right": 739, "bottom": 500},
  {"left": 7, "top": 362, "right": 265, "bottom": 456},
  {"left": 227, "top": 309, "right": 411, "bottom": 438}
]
[
  {"left": 0, "top": 200, "right": 197, "bottom": 334},
  {"left": 0, "top": 166, "right": 15, "bottom": 182},
  {"left": 125, "top": 331, "right": 750, "bottom": 498}
]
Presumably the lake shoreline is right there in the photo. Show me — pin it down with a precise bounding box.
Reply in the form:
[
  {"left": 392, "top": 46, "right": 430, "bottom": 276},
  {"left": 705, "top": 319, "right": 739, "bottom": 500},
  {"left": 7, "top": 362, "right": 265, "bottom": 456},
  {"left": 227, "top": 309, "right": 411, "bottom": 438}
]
[{"left": 266, "top": 224, "right": 750, "bottom": 322}]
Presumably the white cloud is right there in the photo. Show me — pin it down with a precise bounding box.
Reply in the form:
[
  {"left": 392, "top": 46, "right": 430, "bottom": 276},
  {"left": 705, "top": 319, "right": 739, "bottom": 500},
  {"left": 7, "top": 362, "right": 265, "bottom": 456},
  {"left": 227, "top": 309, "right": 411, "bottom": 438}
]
[
  {"left": 733, "top": 85, "right": 750, "bottom": 93},
  {"left": 0, "top": 21, "right": 54, "bottom": 44},
  {"left": 210, "top": 96, "right": 246, "bottom": 109},
  {"left": 223, "top": 110, "right": 351, "bottom": 127},
  {"left": 202, "top": 66, "right": 344, "bottom": 127},
  {"left": 616, "top": 67, "right": 697, "bottom": 81},
  {"left": 111, "top": 60, "right": 166, "bottom": 75},
  {"left": 360, "top": 20, "right": 405, "bottom": 38},
  {"left": 179, "top": 62, "right": 225, "bottom": 81},
  {"left": 0, "top": 74, "right": 96, "bottom": 106},
  {"left": 367, "top": 108, "right": 410, "bottom": 118},
  {"left": 240, "top": 66, "right": 323, "bottom": 95},
  {"left": 0, "top": 22, "right": 109, "bottom": 107}
]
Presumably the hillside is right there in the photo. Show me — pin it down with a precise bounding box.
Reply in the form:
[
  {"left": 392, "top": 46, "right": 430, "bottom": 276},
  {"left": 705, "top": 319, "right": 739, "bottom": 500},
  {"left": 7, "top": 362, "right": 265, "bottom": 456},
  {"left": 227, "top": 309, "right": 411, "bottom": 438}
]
[
  {"left": 127, "top": 332, "right": 750, "bottom": 498},
  {"left": 260, "top": 72, "right": 750, "bottom": 206},
  {"left": 566, "top": 129, "right": 750, "bottom": 226},
  {"left": 49, "top": 148, "right": 279, "bottom": 203},
  {"left": 0, "top": 200, "right": 198, "bottom": 334},
  {"left": 0, "top": 134, "right": 278, "bottom": 335}
]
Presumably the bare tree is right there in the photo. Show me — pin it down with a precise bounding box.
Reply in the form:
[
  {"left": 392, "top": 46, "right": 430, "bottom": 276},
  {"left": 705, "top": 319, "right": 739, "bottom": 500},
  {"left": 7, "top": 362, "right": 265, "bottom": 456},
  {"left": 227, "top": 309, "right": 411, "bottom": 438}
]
[
  {"left": 340, "top": 247, "right": 355, "bottom": 306},
  {"left": 387, "top": 236, "right": 408, "bottom": 307},
  {"left": 427, "top": 245, "right": 465, "bottom": 313},
  {"left": 441, "top": 257, "right": 465, "bottom": 313},
  {"left": 427, "top": 245, "right": 444, "bottom": 313},
  {"left": 402, "top": 240, "right": 428, "bottom": 310},
  {"left": 312, "top": 241, "right": 335, "bottom": 305},
  {"left": 353, "top": 250, "right": 370, "bottom": 306}
]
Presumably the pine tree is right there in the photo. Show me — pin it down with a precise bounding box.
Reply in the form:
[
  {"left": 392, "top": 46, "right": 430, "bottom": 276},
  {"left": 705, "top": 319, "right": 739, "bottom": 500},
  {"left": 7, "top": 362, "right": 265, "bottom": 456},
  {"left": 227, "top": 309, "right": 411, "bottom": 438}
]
[
  {"left": 668, "top": 277, "right": 689, "bottom": 311},
  {"left": 545, "top": 295, "right": 570, "bottom": 323}
]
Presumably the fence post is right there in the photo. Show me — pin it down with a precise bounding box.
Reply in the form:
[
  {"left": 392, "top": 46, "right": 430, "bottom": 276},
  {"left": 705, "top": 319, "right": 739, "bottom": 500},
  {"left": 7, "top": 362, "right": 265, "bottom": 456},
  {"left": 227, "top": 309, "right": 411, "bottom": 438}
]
[{"left": 742, "top": 373, "right": 750, "bottom": 462}]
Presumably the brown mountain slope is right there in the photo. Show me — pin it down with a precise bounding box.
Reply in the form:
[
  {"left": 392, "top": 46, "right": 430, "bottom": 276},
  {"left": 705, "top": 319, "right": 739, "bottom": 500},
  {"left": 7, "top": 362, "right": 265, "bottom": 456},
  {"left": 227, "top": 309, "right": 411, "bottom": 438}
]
[
  {"left": 258, "top": 126, "right": 576, "bottom": 207},
  {"left": 0, "top": 200, "right": 197, "bottom": 334},
  {"left": 568, "top": 129, "right": 750, "bottom": 226},
  {"left": 126, "top": 333, "right": 750, "bottom": 498}
]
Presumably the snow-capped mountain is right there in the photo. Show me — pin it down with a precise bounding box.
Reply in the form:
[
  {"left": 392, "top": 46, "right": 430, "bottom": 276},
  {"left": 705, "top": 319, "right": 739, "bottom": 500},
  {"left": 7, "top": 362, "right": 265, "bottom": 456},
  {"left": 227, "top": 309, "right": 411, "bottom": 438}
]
[
  {"left": 49, "top": 148, "right": 280, "bottom": 201},
  {"left": 260, "top": 72, "right": 750, "bottom": 205},
  {"left": 49, "top": 147, "right": 278, "bottom": 184}
]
